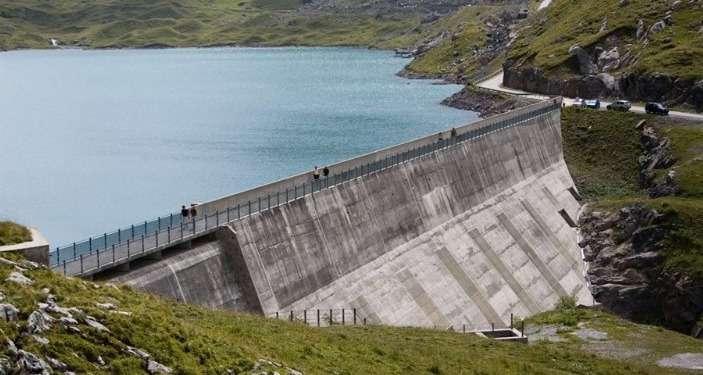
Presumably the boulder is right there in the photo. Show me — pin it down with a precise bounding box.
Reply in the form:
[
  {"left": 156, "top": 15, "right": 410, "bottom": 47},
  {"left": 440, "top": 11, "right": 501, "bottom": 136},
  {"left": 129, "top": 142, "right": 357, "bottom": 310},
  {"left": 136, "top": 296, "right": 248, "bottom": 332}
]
[
  {"left": 6, "top": 271, "right": 32, "bottom": 286},
  {"left": 146, "top": 359, "right": 172, "bottom": 374},
  {"left": 27, "top": 310, "right": 52, "bottom": 334},
  {"left": 0, "top": 304, "right": 19, "bottom": 322},
  {"left": 650, "top": 20, "right": 666, "bottom": 34},
  {"left": 17, "top": 350, "right": 51, "bottom": 375},
  {"left": 46, "top": 356, "right": 68, "bottom": 371},
  {"left": 84, "top": 317, "right": 109, "bottom": 332}
]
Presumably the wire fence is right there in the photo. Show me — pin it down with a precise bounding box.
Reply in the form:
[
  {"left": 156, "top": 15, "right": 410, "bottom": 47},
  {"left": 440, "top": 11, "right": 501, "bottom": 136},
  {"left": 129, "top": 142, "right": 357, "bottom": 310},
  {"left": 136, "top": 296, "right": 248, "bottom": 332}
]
[
  {"left": 51, "top": 100, "right": 561, "bottom": 276},
  {"left": 267, "top": 308, "right": 527, "bottom": 340}
]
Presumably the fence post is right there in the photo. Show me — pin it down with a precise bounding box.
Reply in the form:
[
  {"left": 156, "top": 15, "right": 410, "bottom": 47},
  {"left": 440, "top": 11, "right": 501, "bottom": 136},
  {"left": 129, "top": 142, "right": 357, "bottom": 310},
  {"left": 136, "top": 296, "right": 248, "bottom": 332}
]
[
  {"left": 237, "top": 203, "right": 241, "bottom": 219},
  {"left": 277, "top": 191, "right": 280, "bottom": 206},
  {"left": 141, "top": 235, "right": 145, "bottom": 252},
  {"left": 304, "top": 310, "right": 307, "bottom": 325},
  {"left": 267, "top": 194, "right": 270, "bottom": 210},
  {"left": 62, "top": 260, "right": 66, "bottom": 276},
  {"left": 216, "top": 210, "right": 219, "bottom": 226},
  {"left": 131, "top": 224, "right": 135, "bottom": 238},
  {"left": 286, "top": 188, "right": 289, "bottom": 202},
  {"left": 317, "top": 309, "right": 320, "bottom": 327},
  {"left": 329, "top": 309, "right": 333, "bottom": 325},
  {"left": 158, "top": 217, "right": 161, "bottom": 230},
  {"left": 342, "top": 309, "right": 345, "bottom": 325},
  {"left": 168, "top": 227, "right": 171, "bottom": 243},
  {"left": 104, "top": 233, "right": 107, "bottom": 250},
  {"left": 227, "top": 207, "right": 231, "bottom": 222},
  {"left": 364, "top": 318, "right": 367, "bottom": 326},
  {"left": 276, "top": 312, "right": 279, "bottom": 319},
  {"left": 155, "top": 231, "right": 159, "bottom": 247},
  {"left": 258, "top": 197, "right": 261, "bottom": 213},
  {"left": 463, "top": 324, "right": 466, "bottom": 334},
  {"left": 510, "top": 313, "right": 513, "bottom": 329},
  {"left": 89, "top": 237, "right": 92, "bottom": 253},
  {"left": 144, "top": 220, "right": 147, "bottom": 235},
  {"left": 170, "top": 213, "right": 173, "bottom": 228},
  {"left": 127, "top": 239, "right": 131, "bottom": 258},
  {"left": 353, "top": 308, "right": 357, "bottom": 325},
  {"left": 248, "top": 201, "right": 251, "bottom": 216},
  {"left": 289, "top": 311, "right": 293, "bottom": 322},
  {"left": 118, "top": 229, "right": 121, "bottom": 243},
  {"left": 205, "top": 213, "right": 208, "bottom": 229},
  {"left": 492, "top": 322, "right": 495, "bottom": 332},
  {"left": 55, "top": 247, "right": 60, "bottom": 265},
  {"left": 112, "top": 244, "right": 115, "bottom": 264},
  {"left": 73, "top": 242, "right": 76, "bottom": 259},
  {"left": 80, "top": 254, "right": 84, "bottom": 274},
  {"left": 192, "top": 217, "right": 196, "bottom": 234}
]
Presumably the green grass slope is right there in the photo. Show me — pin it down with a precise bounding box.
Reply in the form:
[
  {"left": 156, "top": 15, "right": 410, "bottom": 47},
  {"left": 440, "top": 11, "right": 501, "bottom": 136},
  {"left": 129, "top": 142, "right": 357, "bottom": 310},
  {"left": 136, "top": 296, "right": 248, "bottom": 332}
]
[
  {"left": 508, "top": 0, "right": 703, "bottom": 79},
  {"left": 1, "top": 254, "right": 701, "bottom": 374},
  {"left": 0, "top": 221, "right": 31, "bottom": 246}
]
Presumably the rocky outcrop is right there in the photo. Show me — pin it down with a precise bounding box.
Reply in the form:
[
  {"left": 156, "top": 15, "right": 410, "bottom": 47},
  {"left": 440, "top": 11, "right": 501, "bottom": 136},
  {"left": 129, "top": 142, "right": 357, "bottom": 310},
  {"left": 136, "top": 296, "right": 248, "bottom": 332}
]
[
  {"left": 503, "top": 63, "right": 703, "bottom": 111},
  {"left": 579, "top": 205, "right": 703, "bottom": 334},
  {"left": 637, "top": 123, "right": 679, "bottom": 198},
  {"left": 502, "top": 62, "right": 614, "bottom": 98},
  {"left": 441, "top": 85, "right": 537, "bottom": 117}
]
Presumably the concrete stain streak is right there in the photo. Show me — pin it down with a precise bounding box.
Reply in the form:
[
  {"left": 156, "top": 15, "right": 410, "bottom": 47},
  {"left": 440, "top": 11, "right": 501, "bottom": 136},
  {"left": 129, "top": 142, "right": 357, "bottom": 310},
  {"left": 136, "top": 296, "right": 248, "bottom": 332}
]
[
  {"left": 496, "top": 213, "right": 569, "bottom": 298},
  {"left": 469, "top": 229, "right": 541, "bottom": 314}
]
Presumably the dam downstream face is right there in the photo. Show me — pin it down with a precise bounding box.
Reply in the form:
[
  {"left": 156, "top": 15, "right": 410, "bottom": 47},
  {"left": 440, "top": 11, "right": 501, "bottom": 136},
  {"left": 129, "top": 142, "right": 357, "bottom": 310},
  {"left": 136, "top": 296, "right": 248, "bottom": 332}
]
[
  {"left": 0, "top": 47, "right": 473, "bottom": 246},
  {"left": 110, "top": 102, "right": 594, "bottom": 329}
]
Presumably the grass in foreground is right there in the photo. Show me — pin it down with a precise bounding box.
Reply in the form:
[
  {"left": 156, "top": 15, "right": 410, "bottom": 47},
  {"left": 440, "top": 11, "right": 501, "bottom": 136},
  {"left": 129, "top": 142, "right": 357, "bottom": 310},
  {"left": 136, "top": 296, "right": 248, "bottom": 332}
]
[
  {"left": 0, "top": 253, "right": 697, "bottom": 374},
  {"left": 0, "top": 221, "right": 31, "bottom": 246}
]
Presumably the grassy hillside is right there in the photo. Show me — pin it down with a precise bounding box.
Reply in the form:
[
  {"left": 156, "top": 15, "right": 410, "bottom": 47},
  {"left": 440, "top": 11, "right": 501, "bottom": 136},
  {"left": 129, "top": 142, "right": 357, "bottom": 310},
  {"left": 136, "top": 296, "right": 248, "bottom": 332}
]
[
  {"left": 562, "top": 107, "right": 703, "bottom": 278},
  {"left": 1, "top": 253, "right": 702, "bottom": 374},
  {"left": 0, "top": 0, "right": 430, "bottom": 50},
  {"left": 0, "top": 221, "right": 31, "bottom": 246},
  {"left": 508, "top": 0, "right": 703, "bottom": 79}
]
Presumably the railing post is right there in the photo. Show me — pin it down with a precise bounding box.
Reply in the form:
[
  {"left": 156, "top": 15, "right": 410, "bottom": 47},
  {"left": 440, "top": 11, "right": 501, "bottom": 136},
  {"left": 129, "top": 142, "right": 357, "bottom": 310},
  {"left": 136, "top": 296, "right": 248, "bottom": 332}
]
[
  {"left": 267, "top": 194, "right": 270, "bottom": 209},
  {"left": 62, "top": 260, "right": 66, "bottom": 276},
  {"left": 286, "top": 188, "right": 289, "bottom": 202},
  {"left": 227, "top": 207, "right": 231, "bottom": 222},
  {"left": 170, "top": 213, "right": 173, "bottom": 228},
  {"left": 463, "top": 324, "right": 466, "bottom": 334},
  {"left": 317, "top": 309, "right": 320, "bottom": 327},
  {"left": 205, "top": 213, "right": 208, "bottom": 229},
  {"left": 79, "top": 254, "right": 84, "bottom": 274},
  {"left": 112, "top": 244, "right": 115, "bottom": 264},
  {"left": 353, "top": 308, "right": 357, "bottom": 325},
  {"left": 258, "top": 197, "right": 261, "bottom": 213},
  {"left": 144, "top": 221, "right": 147, "bottom": 235},
  {"left": 248, "top": 201, "right": 251, "bottom": 216},
  {"left": 192, "top": 217, "right": 196, "bottom": 234},
  {"left": 155, "top": 231, "right": 159, "bottom": 247},
  {"left": 73, "top": 242, "right": 76, "bottom": 259},
  {"left": 329, "top": 309, "right": 333, "bottom": 325},
  {"left": 141, "top": 235, "right": 145, "bottom": 252},
  {"left": 277, "top": 191, "right": 280, "bottom": 206},
  {"left": 289, "top": 310, "right": 293, "bottom": 322},
  {"left": 89, "top": 237, "right": 92, "bottom": 253},
  {"left": 158, "top": 217, "right": 161, "bottom": 230},
  {"left": 127, "top": 239, "right": 130, "bottom": 258},
  {"left": 180, "top": 223, "right": 184, "bottom": 240},
  {"left": 342, "top": 309, "right": 345, "bottom": 325},
  {"left": 510, "top": 313, "right": 513, "bottom": 329},
  {"left": 96, "top": 249, "right": 100, "bottom": 267},
  {"left": 118, "top": 229, "right": 121, "bottom": 243},
  {"left": 276, "top": 312, "right": 279, "bottom": 319},
  {"left": 237, "top": 203, "right": 240, "bottom": 219},
  {"left": 104, "top": 232, "right": 107, "bottom": 250},
  {"left": 304, "top": 310, "right": 307, "bottom": 325},
  {"left": 168, "top": 227, "right": 171, "bottom": 243},
  {"left": 55, "top": 247, "right": 59, "bottom": 265},
  {"left": 216, "top": 210, "right": 219, "bottom": 226}
]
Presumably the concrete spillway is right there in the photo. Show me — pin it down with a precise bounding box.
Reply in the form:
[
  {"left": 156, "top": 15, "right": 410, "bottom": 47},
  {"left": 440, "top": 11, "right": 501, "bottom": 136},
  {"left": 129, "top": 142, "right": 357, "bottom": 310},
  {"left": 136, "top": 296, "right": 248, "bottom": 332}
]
[{"left": 110, "top": 100, "right": 592, "bottom": 328}]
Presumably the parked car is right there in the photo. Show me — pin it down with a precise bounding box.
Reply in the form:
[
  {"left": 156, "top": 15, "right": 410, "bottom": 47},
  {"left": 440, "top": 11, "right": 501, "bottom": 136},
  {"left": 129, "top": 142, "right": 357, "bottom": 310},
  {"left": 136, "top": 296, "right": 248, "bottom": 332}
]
[
  {"left": 583, "top": 99, "right": 601, "bottom": 109},
  {"left": 645, "top": 102, "right": 669, "bottom": 115},
  {"left": 607, "top": 100, "right": 632, "bottom": 112}
]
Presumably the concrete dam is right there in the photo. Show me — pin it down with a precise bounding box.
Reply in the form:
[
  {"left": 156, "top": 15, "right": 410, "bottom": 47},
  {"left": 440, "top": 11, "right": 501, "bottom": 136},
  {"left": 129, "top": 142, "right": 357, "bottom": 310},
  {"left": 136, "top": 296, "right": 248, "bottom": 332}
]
[{"left": 58, "top": 99, "right": 592, "bottom": 329}]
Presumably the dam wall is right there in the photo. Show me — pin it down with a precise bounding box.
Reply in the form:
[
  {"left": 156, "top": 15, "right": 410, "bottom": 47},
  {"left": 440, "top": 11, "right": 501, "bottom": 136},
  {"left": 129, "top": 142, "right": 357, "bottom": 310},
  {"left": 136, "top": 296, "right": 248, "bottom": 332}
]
[{"left": 110, "top": 100, "right": 592, "bottom": 328}]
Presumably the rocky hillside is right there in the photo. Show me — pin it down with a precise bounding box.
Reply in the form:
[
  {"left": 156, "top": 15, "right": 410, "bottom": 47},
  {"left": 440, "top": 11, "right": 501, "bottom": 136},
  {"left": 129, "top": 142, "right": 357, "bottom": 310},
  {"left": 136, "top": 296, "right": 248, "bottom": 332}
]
[
  {"left": 561, "top": 107, "right": 703, "bottom": 336},
  {"left": 1, "top": 252, "right": 703, "bottom": 374},
  {"left": 503, "top": 0, "right": 703, "bottom": 111}
]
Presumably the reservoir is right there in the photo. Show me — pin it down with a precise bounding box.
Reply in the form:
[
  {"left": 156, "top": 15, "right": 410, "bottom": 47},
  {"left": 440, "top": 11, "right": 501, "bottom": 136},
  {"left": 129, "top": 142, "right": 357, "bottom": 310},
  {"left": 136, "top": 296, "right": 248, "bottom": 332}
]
[{"left": 0, "top": 47, "right": 474, "bottom": 247}]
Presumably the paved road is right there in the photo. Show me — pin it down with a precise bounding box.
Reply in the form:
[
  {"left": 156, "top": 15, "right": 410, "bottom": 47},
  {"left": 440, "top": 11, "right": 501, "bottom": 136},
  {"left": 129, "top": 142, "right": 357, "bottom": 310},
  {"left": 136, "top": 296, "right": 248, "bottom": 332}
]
[{"left": 478, "top": 72, "right": 703, "bottom": 122}]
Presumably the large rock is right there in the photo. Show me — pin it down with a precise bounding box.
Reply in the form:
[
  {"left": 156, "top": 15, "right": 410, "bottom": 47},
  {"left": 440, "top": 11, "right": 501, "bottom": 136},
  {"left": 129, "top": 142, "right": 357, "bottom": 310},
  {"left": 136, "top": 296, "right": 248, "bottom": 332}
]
[
  {"left": 0, "top": 304, "right": 19, "bottom": 322},
  {"left": 27, "top": 310, "right": 52, "bottom": 334},
  {"left": 17, "top": 350, "right": 51, "bottom": 375},
  {"left": 597, "top": 47, "right": 620, "bottom": 72},
  {"left": 568, "top": 44, "right": 597, "bottom": 75},
  {"left": 6, "top": 271, "right": 32, "bottom": 286},
  {"left": 146, "top": 359, "right": 172, "bottom": 374}
]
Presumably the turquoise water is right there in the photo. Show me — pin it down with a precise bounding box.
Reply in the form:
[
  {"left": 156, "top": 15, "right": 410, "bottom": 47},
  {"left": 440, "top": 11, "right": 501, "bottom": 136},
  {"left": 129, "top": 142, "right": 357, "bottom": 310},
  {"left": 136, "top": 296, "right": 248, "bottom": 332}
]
[{"left": 0, "top": 47, "right": 474, "bottom": 247}]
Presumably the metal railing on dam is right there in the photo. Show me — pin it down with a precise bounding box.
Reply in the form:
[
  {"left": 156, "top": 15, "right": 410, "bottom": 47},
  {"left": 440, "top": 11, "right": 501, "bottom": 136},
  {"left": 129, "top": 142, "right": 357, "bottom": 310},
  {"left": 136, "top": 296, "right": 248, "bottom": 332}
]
[{"left": 51, "top": 99, "right": 561, "bottom": 277}]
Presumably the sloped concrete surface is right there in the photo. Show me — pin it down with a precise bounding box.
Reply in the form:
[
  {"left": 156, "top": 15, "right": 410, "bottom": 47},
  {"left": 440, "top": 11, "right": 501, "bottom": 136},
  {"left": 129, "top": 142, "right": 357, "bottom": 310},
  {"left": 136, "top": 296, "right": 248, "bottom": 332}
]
[{"left": 228, "top": 107, "right": 592, "bottom": 328}]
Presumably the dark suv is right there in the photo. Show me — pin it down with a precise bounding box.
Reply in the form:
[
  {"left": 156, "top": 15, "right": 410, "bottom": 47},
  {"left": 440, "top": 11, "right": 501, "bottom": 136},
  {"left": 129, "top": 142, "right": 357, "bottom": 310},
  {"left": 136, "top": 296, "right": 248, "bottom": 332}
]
[{"left": 645, "top": 102, "right": 669, "bottom": 116}]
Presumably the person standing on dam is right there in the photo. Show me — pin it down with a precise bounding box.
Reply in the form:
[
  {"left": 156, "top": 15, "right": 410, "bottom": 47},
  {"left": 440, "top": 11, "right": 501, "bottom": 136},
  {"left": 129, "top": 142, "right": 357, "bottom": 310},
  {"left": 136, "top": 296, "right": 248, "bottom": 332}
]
[
  {"left": 181, "top": 205, "right": 189, "bottom": 222},
  {"left": 313, "top": 166, "right": 320, "bottom": 180}
]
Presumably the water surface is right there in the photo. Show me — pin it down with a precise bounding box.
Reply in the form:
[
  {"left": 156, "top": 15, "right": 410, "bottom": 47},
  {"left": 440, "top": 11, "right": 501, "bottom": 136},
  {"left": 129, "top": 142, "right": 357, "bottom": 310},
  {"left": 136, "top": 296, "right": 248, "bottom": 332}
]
[{"left": 0, "top": 47, "right": 474, "bottom": 246}]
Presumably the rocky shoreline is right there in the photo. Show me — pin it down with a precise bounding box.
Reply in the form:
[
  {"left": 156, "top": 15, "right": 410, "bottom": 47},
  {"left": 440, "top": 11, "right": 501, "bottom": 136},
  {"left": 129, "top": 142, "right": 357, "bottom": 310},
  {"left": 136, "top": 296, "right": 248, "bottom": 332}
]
[{"left": 440, "top": 84, "right": 537, "bottom": 117}]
